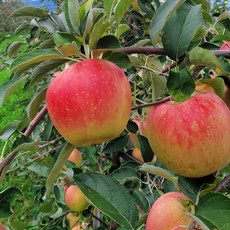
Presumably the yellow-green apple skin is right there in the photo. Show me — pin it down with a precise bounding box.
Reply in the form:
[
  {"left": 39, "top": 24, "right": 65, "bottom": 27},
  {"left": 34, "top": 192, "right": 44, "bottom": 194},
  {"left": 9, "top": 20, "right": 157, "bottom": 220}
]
[
  {"left": 65, "top": 185, "right": 89, "bottom": 212},
  {"left": 67, "top": 149, "right": 83, "bottom": 167},
  {"left": 46, "top": 59, "right": 132, "bottom": 147},
  {"left": 146, "top": 192, "right": 192, "bottom": 230},
  {"left": 145, "top": 92, "right": 230, "bottom": 177},
  {"left": 66, "top": 213, "right": 80, "bottom": 229}
]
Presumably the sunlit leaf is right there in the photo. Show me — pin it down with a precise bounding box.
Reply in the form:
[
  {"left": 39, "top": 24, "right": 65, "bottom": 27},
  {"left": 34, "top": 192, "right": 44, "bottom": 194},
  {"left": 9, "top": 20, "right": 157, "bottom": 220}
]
[
  {"left": 167, "top": 68, "right": 195, "bottom": 102},
  {"left": 0, "top": 75, "right": 28, "bottom": 106},
  {"left": 46, "top": 143, "right": 75, "bottom": 194},
  {"left": 162, "top": 3, "right": 202, "bottom": 60},
  {"left": 10, "top": 6, "right": 49, "bottom": 18},
  {"left": 150, "top": 0, "right": 185, "bottom": 44},
  {"left": 10, "top": 49, "right": 65, "bottom": 73}
]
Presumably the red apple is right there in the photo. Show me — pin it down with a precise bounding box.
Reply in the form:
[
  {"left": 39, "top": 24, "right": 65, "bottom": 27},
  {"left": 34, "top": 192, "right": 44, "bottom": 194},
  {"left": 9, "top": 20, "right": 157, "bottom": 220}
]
[
  {"left": 67, "top": 149, "right": 83, "bottom": 167},
  {"left": 220, "top": 41, "right": 230, "bottom": 50},
  {"left": 46, "top": 59, "right": 132, "bottom": 147},
  {"left": 145, "top": 92, "right": 230, "bottom": 177},
  {"left": 65, "top": 185, "right": 89, "bottom": 212},
  {"left": 0, "top": 224, "right": 6, "bottom": 230},
  {"left": 146, "top": 192, "right": 193, "bottom": 230}
]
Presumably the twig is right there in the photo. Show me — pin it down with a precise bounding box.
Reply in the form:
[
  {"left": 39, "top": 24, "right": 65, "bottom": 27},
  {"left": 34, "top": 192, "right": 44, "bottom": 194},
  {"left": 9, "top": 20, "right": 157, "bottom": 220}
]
[
  {"left": 214, "top": 174, "right": 230, "bottom": 192},
  {"left": 0, "top": 150, "right": 17, "bottom": 174},
  {"left": 116, "top": 46, "right": 230, "bottom": 58},
  {"left": 118, "top": 46, "right": 165, "bottom": 55},
  {"left": 7, "top": 146, "right": 60, "bottom": 173},
  {"left": 131, "top": 96, "right": 171, "bottom": 111},
  {"left": 23, "top": 104, "right": 48, "bottom": 137},
  {"left": 92, "top": 214, "right": 109, "bottom": 228},
  {"left": 39, "top": 136, "right": 63, "bottom": 149}
]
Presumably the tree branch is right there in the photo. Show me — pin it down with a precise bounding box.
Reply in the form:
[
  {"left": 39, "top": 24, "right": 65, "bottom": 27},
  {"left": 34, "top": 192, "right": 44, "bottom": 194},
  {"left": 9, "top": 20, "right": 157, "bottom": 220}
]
[
  {"left": 118, "top": 46, "right": 165, "bottom": 55},
  {"left": 131, "top": 96, "right": 171, "bottom": 111},
  {"left": 23, "top": 104, "right": 48, "bottom": 136},
  {"left": 116, "top": 46, "right": 230, "bottom": 58},
  {"left": 214, "top": 174, "right": 230, "bottom": 192}
]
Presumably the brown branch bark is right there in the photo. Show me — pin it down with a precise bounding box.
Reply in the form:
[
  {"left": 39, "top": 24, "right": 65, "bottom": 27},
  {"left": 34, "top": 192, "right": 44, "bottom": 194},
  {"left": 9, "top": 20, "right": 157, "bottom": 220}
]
[
  {"left": 23, "top": 104, "right": 48, "bottom": 136},
  {"left": 214, "top": 174, "right": 230, "bottom": 192},
  {"left": 118, "top": 46, "right": 165, "bottom": 55},
  {"left": 116, "top": 46, "right": 230, "bottom": 58},
  {"left": 131, "top": 96, "right": 171, "bottom": 111}
]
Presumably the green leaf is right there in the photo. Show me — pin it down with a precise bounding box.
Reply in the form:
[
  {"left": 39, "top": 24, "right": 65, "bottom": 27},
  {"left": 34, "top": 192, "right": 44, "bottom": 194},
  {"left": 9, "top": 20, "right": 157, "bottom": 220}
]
[
  {"left": 189, "top": 47, "right": 222, "bottom": 69},
  {"left": 150, "top": 0, "right": 185, "bottom": 44},
  {"left": 10, "top": 49, "right": 65, "bottom": 73},
  {"left": 64, "top": 0, "right": 80, "bottom": 35},
  {"left": 7, "top": 41, "right": 25, "bottom": 58},
  {"left": 89, "top": 15, "right": 111, "bottom": 49},
  {"left": 192, "top": 0, "right": 210, "bottom": 12},
  {"left": 50, "top": 12, "right": 69, "bottom": 32},
  {"left": 196, "top": 193, "right": 230, "bottom": 230},
  {"left": 162, "top": 3, "right": 202, "bottom": 60},
  {"left": 132, "top": 190, "right": 150, "bottom": 213},
  {"left": 0, "top": 187, "right": 23, "bottom": 218},
  {"left": 178, "top": 176, "right": 212, "bottom": 203},
  {"left": 30, "top": 18, "right": 57, "bottom": 34},
  {"left": 137, "top": 134, "right": 154, "bottom": 163},
  {"left": 139, "top": 164, "right": 178, "bottom": 188},
  {"left": 27, "top": 88, "right": 47, "bottom": 121},
  {"left": 54, "top": 32, "right": 79, "bottom": 46},
  {"left": 139, "top": 164, "right": 179, "bottom": 189},
  {"left": 200, "top": 77, "right": 225, "bottom": 98},
  {"left": 111, "top": 167, "right": 140, "bottom": 191},
  {"left": 97, "top": 35, "right": 121, "bottom": 49},
  {"left": 30, "top": 59, "right": 66, "bottom": 86},
  {"left": 14, "top": 140, "right": 40, "bottom": 152},
  {"left": 126, "top": 120, "right": 138, "bottom": 134},
  {"left": 216, "top": 11, "right": 230, "bottom": 23},
  {"left": 114, "top": 0, "right": 133, "bottom": 25},
  {"left": 104, "top": 52, "right": 131, "bottom": 69},
  {"left": 46, "top": 143, "right": 75, "bottom": 195},
  {"left": 104, "top": 0, "right": 116, "bottom": 19},
  {"left": 167, "top": 68, "right": 195, "bottom": 102},
  {"left": 75, "top": 173, "right": 139, "bottom": 230},
  {"left": 102, "top": 135, "right": 129, "bottom": 153},
  {"left": 10, "top": 6, "right": 49, "bottom": 18},
  {"left": 0, "top": 121, "right": 20, "bottom": 141},
  {"left": 28, "top": 162, "right": 50, "bottom": 178},
  {"left": 0, "top": 75, "right": 28, "bottom": 106},
  {"left": 142, "top": 68, "right": 167, "bottom": 101}
]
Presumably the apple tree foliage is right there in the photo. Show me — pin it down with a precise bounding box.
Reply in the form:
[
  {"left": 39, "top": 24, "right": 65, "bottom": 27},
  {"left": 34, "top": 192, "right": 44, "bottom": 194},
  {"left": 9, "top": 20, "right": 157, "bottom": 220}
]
[{"left": 0, "top": 0, "right": 230, "bottom": 229}]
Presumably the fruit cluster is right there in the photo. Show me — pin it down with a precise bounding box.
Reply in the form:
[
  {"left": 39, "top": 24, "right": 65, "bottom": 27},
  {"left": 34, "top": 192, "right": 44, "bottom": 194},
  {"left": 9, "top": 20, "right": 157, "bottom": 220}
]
[{"left": 46, "top": 58, "right": 230, "bottom": 229}]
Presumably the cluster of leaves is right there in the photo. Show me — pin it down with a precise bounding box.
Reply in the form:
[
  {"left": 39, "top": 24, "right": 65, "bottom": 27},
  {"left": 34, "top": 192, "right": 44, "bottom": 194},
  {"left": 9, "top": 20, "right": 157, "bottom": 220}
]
[{"left": 0, "top": 0, "right": 229, "bottom": 229}]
